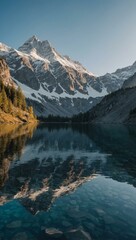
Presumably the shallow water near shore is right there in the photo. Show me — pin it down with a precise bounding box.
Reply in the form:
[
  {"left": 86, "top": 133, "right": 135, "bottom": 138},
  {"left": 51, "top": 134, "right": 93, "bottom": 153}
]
[{"left": 0, "top": 123, "right": 136, "bottom": 240}]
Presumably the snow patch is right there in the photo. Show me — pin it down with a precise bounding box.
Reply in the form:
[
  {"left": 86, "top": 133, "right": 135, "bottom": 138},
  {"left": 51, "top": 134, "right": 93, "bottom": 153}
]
[{"left": 14, "top": 77, "right": 108, "bottom": 103}]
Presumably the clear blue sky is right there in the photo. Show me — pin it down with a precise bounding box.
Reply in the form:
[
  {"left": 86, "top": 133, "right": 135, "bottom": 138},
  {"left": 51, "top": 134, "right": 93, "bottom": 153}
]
[{"left": 1, "top": 0, "right": 136, "bottom": 75}]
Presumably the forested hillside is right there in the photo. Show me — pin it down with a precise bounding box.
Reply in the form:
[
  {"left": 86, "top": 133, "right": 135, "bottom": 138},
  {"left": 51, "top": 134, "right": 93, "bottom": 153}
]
[{"left": 0, "top": 58, "right": 36, "bottom": 123}]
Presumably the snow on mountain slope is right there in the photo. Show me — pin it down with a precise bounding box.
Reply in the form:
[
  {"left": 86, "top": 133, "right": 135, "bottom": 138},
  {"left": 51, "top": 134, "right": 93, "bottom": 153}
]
[
  {"left": 0, "top": 36, "right": 136, "bottom": 117},
  {"left": 97, "top": 61, "right": 136, "bottom": 93},
  {"left": 18, "top": 36, "right": 94, "bottom": 75}
]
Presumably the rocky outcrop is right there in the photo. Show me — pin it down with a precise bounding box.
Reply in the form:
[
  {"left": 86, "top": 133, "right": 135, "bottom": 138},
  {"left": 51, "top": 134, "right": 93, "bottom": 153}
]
[{"left": 0, "top": 57, "right": 15, "bottom": 87}]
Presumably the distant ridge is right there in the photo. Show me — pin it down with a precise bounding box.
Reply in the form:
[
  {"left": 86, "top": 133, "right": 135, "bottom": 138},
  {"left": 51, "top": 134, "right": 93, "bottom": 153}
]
[{"left": 1, "top": 36, "right": 136, "bottom": 117}]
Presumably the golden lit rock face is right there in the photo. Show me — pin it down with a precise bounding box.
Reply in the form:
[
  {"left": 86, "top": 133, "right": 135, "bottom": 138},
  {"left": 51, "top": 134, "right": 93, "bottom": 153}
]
[{"left": 0, "top": 58, "right": 15, "bottom": 87}]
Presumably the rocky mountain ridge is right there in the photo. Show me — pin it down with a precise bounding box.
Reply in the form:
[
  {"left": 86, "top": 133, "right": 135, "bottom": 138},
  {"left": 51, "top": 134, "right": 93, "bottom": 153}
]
[{"left": 1, "top": 36, "right": 136, "bottom": 117}]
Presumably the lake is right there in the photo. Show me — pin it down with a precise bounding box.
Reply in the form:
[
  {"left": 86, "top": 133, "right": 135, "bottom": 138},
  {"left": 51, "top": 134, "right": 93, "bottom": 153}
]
[{"left": 0, "top": 123, "right": 136, "bottom": 240}]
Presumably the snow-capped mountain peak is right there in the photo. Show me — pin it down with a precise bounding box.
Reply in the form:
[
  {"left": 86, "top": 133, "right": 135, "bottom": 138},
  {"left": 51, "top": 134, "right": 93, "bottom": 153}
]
[
  {"left": 27, "top": 35, "right": 40, "bottom": 42},
  {"left": 1, "top": 36, "right": 136, "bottom": 117},
  {"left": 0, "top": 42, "right": 11, "bottom": 52},
  {"left": 18, "top": 36, "right": 55, "bottom": 60},
  {"left": 18, "top": 36, "right": 94, "bottom": 75}
]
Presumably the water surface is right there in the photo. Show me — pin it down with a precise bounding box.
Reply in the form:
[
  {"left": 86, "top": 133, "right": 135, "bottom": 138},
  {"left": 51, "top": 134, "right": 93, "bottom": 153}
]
[{"left": 0, "top": 123, "right": 136, "bottom": 240}]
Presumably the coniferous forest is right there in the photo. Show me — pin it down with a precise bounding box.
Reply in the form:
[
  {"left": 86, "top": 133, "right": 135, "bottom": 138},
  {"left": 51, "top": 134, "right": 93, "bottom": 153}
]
[
  {"left": 0, "top": 79, "right": 36, "bottom": 122},
  {"left": 0, "top": 80, "right": 26, "bottom": 112}
]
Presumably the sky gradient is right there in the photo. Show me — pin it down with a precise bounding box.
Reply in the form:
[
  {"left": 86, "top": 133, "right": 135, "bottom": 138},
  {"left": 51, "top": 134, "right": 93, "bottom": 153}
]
[{"left": 1, "top": 0, "right": 136, "bottom": 75}]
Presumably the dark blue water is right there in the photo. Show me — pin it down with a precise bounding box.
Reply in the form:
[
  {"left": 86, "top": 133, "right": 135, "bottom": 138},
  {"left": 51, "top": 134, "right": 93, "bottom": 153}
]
[{"left": 0, "top": 124, "right": 136, "bottom": 240}]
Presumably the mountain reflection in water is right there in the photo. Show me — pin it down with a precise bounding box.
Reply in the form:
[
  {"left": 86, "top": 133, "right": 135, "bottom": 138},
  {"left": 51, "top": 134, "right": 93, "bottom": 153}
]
[
  {"left": 0, "top": 124, "right": 136, "bottom": 240},
  {"left": 0, "top": 124, "right": 136, "bottom": 215}
]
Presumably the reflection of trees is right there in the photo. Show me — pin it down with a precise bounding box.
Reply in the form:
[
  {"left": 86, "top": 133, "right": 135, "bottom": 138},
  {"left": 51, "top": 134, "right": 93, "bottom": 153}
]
[
  {"left": 1, "top": 123, "right": 136, "bottom": 213},
  {"left": 0, "top": 123, "right": 37, "bottom": 188},
  {"left": 0, "top": 124, "right": 99, "bottom": 213}
]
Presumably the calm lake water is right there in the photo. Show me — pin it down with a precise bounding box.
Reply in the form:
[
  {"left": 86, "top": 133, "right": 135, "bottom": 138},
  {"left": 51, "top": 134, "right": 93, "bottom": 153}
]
[{"left": 0, "top": 123, "right": 136, "bottom": 240}]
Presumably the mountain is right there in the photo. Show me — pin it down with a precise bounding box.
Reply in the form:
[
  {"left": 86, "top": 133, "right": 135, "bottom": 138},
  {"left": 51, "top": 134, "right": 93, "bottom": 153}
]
[
  {"left": 0, "top": 58, "right": 36, "bottom": 123},
  {"left": 87, "top": 86, "right": 136, "bottom": 124},
  {"left": 70, "top": 71, "right": 136, "bottom": 124},
  {"left": 0, "top": 36, "right": 104, "bottom": 117},
  {"left": 1, "top": 36, "right": 136, "bottom": 117},
  {"left": 122, "top": 72, "right": 136, "bottom": 89},
  {"left": 97, "top": 61, "right": 136, "bottom": 92},
  {"left": 87, "top": 71, "right": 136, "bottom": 124}
]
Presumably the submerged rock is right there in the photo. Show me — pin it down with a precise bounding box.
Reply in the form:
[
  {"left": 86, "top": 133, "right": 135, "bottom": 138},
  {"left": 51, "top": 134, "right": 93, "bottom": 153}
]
[
  {"left": 7, "top": 220, "right": 22, "bottom": 228},
  {"left": 12, "top": 232, "right": 28, "bottom": 240},
  {"left": 62, "top": 220, "right": 72, "bottom": 228},
  {"left": 65, "top": 228, "right": 92, "bottom": 240},
  {"left": 95, "top": 208, "right": 105, "bottom": 216},
  {"left": 45, "top": 228, "right": 63, "bottom": 238}
]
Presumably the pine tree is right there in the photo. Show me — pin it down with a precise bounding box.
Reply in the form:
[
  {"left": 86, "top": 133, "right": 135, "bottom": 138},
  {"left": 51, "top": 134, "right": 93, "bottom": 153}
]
[
  {"left": 1, "top": 88, "right": 8, "bottom": 112},
  {"left": 8, "top": 100, "right": 12, "bottom": 113},
  {"left": 28, "top": 106, "right": 34, "bottom": 117},
  {"left": 16, "top": 86, "right": 27, "bottom": 110},
  {"left": 13, "top": 91, "right": 18, "bottom": 107}
]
